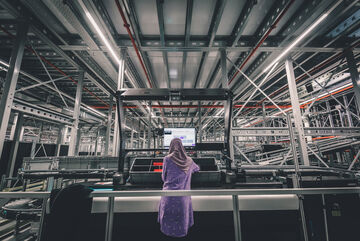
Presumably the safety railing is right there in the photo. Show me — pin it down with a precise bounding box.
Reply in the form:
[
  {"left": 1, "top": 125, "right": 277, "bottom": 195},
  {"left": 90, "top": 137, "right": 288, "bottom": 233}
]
[{"left": 1, "top": 187, "right": 360, "bottom": 241}]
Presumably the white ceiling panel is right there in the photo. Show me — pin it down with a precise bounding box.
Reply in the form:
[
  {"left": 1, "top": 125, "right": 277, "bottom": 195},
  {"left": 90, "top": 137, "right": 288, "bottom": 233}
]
[
  {"left": 190, "top": 0, "right": 216, "bottom": 35},
  {"left": 163, "top": 0, "right": 186, "bottom": 35}
]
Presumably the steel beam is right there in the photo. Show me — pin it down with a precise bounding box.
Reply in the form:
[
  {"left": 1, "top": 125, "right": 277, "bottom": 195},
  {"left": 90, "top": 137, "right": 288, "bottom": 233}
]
[
  {"left": 0, "top": 21, "right": 28, "bottom": 160},
  {"left": 68, "top": 71, "right": 85, "bottom": 156},
  {"left": 193, "top": 0, "right": 227, "bottom": 88},
  {"left": 7, "top": 112, "right": 24, "bottom": 185},
  {"left": 55, "top": 125, "right": 66, "bottom": 157},
  {"left": 58, "top": 44, "right": 360, "bottom": 53},
  {"left": 221, "top": 49, "right": 227, "bottom": 88},
  {"left": 343, "top": 96, "right": 353, "bottom": 127},
  {"left": 104, "top": 98, "right": 113, "bottom": 156},
  {"left": 285, "top": 59, "right": 309, "bottom": 165},
  {"left": 113, "top": 49, "right": 126, "bottom": 157},
  {"left": 156, "top": 0, "right": 171, "bottom": 88}
]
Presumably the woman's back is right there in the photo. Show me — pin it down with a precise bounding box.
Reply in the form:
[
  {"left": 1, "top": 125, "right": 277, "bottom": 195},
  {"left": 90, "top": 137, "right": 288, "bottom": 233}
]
[{"left": 162, "top": 156, "right": 199, "bottom": 191}]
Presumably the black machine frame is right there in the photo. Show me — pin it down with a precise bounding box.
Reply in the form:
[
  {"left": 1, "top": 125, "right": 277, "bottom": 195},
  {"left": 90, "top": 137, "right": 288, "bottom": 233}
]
[{"left": 115, "top": 88, "right": 233, "bottom": 173}]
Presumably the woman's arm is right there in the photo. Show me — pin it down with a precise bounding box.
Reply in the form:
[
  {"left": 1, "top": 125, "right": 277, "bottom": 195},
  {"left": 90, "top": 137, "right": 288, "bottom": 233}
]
[
  {"left": 161, "top": 157, "right": 167, "bottom": 182},
  {"left": 193, "top": 162, "right": 200, "bottom": 173}
]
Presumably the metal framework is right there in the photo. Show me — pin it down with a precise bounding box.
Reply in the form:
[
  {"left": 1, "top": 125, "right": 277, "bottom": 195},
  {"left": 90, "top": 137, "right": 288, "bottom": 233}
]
[
  {"left": 0, "top": 0, "right": 359, "bottom": 175},
  {"left": 116, "top": 88, "right": 233, "bottom": 172}
]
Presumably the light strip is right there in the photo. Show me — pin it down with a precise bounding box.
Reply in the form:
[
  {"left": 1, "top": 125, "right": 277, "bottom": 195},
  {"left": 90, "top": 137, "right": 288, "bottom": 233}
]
[
  {"left": 263, "top": 13, "right": 329, "bottom": 73},
  {"left": 79, "top": 1, "right": 121, "bottom": 65}
]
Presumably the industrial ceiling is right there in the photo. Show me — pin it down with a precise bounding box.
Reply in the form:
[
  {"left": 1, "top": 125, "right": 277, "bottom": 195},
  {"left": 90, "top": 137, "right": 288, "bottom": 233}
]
[{"left": 0, "top": 0, "right": 359, "bottom": 132}]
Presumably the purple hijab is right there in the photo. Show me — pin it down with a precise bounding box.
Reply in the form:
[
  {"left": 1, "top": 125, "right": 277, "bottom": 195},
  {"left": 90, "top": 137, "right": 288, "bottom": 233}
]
[{"left": 166, "top": 138, "right": 193, "bottom": 173}]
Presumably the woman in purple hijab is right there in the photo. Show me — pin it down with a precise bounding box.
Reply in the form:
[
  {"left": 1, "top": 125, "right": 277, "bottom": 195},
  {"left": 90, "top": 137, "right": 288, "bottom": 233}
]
[{"left": 158, "top": 138, "right": 200, "bottom": 239}]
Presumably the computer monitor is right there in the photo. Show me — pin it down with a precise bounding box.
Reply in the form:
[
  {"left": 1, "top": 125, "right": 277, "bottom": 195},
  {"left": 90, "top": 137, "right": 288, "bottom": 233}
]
[{"left": 164, "top": 128, "right": 196, "bottom": 147}]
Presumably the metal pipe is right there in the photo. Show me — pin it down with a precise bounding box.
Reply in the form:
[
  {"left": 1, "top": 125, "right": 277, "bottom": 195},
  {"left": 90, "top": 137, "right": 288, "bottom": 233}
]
[{"left": 114, "top": 0, "right": 152, "bottom": 88}]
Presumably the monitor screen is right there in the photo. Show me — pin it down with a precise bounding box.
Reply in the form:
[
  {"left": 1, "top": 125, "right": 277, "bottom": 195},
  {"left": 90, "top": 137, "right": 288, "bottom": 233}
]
[{"left": 164, "top": 128, "right": 196, "bottom": 147}]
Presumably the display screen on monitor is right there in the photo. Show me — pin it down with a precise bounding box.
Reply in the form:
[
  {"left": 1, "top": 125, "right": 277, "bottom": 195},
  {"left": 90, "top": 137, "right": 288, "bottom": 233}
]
[{"left": 164, "top": 128, "right": 196, "bottom": 147}]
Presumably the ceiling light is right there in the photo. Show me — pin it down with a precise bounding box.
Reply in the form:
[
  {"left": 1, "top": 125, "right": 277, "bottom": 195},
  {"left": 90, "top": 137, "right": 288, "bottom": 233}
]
[{"left": 79, "top": 1, "right": 120, "bottom": 65}]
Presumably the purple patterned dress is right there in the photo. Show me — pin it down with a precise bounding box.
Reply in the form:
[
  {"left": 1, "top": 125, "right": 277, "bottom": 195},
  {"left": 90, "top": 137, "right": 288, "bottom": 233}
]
[{"left": 158, "top": 157, "right": 200, "bottom": 237}]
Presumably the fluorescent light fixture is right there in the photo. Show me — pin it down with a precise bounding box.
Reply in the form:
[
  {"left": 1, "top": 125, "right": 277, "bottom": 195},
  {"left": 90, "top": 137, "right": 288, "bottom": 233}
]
[
  {"left": 263, "top": 13, "right": 329, "bottom": 73},
  {"left": 79, "top": 1, "right": 120, "bottom": 65}
]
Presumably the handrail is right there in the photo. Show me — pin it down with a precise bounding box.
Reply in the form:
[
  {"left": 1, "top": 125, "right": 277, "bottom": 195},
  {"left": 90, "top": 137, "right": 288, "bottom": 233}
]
[
  {"left": 0, "top": 187, "right": 359, "bottom": 199},
  {"left": 0, "top": 192, "right": 50, "bottom": 199},
  {"left": 90, "top": 187, "right": 360, "bottom": 197},
  {"left": 1, "top": 187, "right": 360, "bottom": 241}
]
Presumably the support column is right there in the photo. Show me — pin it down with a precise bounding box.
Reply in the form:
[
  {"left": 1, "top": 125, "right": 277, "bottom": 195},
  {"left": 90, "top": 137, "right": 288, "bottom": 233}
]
[
  {"left": 0, "top": 21, "right": 29, "bottom": 159},
  {"left": 7, "top": 112, "right": 24, "bottom": 183},
  {"left": 55, "top": 125, "right": 66, "bottom": 157},
  {"left": 113, "top": 49, "right": 126, "bottom": 157},
  {"left": 68, "top": 71, "right": 84, "bottom": 156},
  {"left": 303, "top": 116, "right": 312, "bottom": 144},
  {"left": 220, "top": 48, "right": 227, "bottom": 87},
  {"left": 9, "top": 113, "right": 19, "bottom": 140},
  {"left": 198, "top": 102, "right": 203, "bottom": 143},
  {"left": 326, "top": 102, "right": 334, "bottom": 127},
  {"left": 221, "top": 49, "right": 234, "bottom": 162},
  {"left": 261, "top": 102, "right": 269, "bottom": 143},
  {"left": 147, "top": 102, "right": 152, "bottom": 149},
  {"left": 130, "top": 123, "right": 134, "bottom": 149},
  {"left": 94, "top": 128, "right": 100, "bottom": 156},
  {"left": 343, "top": 96, "right": 353, "bottom": 127},
  {"left": 104, "top": 98, "right": 113, "bottom": 156},
  {"left": 142, "top": 130, "right": 146, "bottom": 149},
  {"left": 285, "top": 59, "right": 310, "bottom": 166},
  {"left": 74, "top": 128, "right": 81, "bottom": 155},
  {"left": 345, "top": 50, "right": 360, "bottom": 113}
]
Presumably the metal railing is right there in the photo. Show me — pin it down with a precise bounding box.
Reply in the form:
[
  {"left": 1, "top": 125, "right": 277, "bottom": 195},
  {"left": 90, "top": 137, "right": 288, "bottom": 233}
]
[{"left": 1, "top": 187, "right": 360, "bottom": 241}]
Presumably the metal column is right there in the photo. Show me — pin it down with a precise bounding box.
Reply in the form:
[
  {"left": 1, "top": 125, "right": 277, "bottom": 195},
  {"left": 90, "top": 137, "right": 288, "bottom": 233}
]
[
  {"left": 113, "top": 49, "right": 126, "bottom": 157},
  {"left": 7, "top": 112, "right": 24, "bottom": 185},
  {"left": 94, "top": 128, "right": 100, "bottom": 156},
  {"left": 343, "top": 96, "right": 353, "bottom": 127},
  {"left": 261, "top": 102, "right": 268, "bottom": 143},
  {"left": 68, "top": 71, "right": 84, "bottom": 156},
  {"left": 9, "top": 113, "right": 19, "bottom": 140},
  {"left": 0, "top": 21, "right": 29, "bottom": 159},
  {"left": 220, "top": 48, "right": 227, "bottom": 88},
  {"left": 285, "top": 59, "right": 310, "bottom": 166},
  {"left": 345, "top": 50, "right": 360, "bottom": 113},
  {"left": 221, "top": 49, "right": 234, "bottom": 161},
  {"left": 198, "top": 101, "right": 203, "bottom": 143},
  {"left": 104, "top": 98, "right": 113, "bottom": 156},
  {"left": 55, "top": 125, "right": 66, "bottom": 157},
  {"left": 130, "top": 123, "right": 134, "bottom": 149},
  {"left": 147, "top": 102, "right": 152, "bottom": 149},
  {"left": 116, "top": 94, "right": 126, "bottom": 172},
  {"left": 232, "top": 195, "right": 242, "bottom": 241}
]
